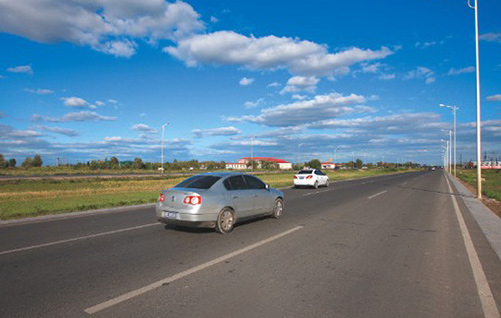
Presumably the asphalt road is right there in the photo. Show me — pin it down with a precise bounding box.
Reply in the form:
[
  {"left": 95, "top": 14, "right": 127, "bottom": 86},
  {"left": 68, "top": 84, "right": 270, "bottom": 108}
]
[{"left": 1, "top": 171, "right": 500, "bottom": 318}]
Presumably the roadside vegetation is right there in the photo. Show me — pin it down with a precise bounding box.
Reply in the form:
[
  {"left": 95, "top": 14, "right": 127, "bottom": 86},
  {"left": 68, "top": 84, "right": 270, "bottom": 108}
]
[
  {"left": 0, "top": 168, "right": 417, "bottom": 220},
  {"left": 457, "top": 169, "right": 501, "bottom": 202}
]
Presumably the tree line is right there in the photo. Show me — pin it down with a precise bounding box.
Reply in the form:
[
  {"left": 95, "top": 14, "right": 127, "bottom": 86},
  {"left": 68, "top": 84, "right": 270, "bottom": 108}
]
[{"left": 0, "top": 154, "right": 42, "bottom": 168}]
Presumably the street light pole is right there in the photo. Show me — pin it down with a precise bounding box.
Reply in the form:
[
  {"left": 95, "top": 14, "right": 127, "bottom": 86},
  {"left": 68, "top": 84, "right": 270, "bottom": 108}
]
[
  {"left": 161, "top": 122, "right": 169, "bottom": 174},
  {"left": 334, "top": 147, "right": 339, "bottom": 167},
  {"left": 251, "top": 136, "right": 256, "bottom": 171},
  {"left": 467, "top": 0, "right": 482, "bottom": 198},
  {"left": 440, "top": 104, "right": 459, "bottom": 177}
]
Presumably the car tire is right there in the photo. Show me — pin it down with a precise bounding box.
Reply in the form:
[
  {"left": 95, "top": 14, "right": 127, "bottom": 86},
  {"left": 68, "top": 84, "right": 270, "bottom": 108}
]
[
  {"left": 325, "top": 180, "right": 329, "bottom": 187},
  {"left": 216, "top": 208, "right": 235, "bottom": 234},
  {"left": 313, "top": 181, "right": 318, "bottom": 189},
  {"left": 272, "top": 198, "right": 284, "bottom": 219}
]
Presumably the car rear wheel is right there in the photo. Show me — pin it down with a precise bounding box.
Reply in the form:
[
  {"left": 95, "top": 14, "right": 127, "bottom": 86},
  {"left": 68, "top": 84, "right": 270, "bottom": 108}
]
[
  {"left": 272, "top": 198, "right": 284, "bottom": 219},
  {"left": 216, "top": 208, "right": 234, "bottom": 234},
  {"left": 313, "top": 181, "right": 318, "bottom": 189},
  {"left": 325, "top": 180, "right": 330, "bottom": 187}
]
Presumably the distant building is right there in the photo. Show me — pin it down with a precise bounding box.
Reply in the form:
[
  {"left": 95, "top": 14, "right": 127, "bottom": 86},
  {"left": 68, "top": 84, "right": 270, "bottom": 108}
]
[
  {"left": 238, "top": 157, "right": 293, "bottom": 170},
  {"left": 321, "top": 162, "right": 336, "bottom": 170},
  {"left": 225, "top": 162, "right": 247, "bottom": 170}
]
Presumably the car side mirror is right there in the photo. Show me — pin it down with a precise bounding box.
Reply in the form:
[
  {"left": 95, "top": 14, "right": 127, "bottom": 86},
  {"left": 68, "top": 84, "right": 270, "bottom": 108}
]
[{"left": 265, "top": 184, "right": 270, "bottom": 189}]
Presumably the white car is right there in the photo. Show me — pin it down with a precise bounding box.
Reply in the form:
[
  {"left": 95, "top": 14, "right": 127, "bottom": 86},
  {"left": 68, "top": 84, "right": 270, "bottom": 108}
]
[{"left": 293, "top": 169, "right": 329, "bottom": 188}]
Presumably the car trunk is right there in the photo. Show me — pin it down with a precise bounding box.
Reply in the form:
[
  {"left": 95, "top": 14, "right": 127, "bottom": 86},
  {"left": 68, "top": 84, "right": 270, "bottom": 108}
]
[{"left": 159, "top": 188, "right": 207, "bottom": 213}]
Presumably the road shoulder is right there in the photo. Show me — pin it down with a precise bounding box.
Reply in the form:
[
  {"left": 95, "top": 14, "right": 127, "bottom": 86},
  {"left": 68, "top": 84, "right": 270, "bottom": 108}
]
[{"left": 448, "top": 173, "right": 501, "bottom": 263}]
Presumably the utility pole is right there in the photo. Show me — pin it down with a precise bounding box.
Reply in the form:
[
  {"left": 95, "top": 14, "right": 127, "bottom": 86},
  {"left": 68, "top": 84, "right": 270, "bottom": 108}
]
[{"left": 251, "top": 136, "right": 256, "bottom": 171}]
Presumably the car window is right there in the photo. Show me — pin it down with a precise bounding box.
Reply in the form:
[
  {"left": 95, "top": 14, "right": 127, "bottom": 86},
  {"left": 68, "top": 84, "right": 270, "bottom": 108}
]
[
  {"left": 174, "top": 175, "right": 221, "bottom": 189},
  {"left": 314, "top": 170, "right": 322, "bottom": 175},
  {"left": 244, "top": 175, "right": 266, "bottom": 189},
  {"left": 227, "top": 175, "right": 249, "bottom": 190},
  {"left": 223, "top": 178, "right": 233, "bottom": 191},
  {"left": 298, "top": 170, "right": 313, "bottom": 174}
]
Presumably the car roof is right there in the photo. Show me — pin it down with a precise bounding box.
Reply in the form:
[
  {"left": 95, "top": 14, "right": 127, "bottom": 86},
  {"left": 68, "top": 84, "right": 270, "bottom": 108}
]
[{"left": 197, "top": 172, "right": 249, "bottom": 178}]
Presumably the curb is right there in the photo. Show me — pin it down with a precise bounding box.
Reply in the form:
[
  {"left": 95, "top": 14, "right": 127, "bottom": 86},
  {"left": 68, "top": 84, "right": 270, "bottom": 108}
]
[{"left": 447, "top": 173, "right": 501, "bottom": 262}]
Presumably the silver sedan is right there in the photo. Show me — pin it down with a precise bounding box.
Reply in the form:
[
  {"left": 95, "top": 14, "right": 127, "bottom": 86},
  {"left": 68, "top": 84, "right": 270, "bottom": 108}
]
[{"left": 156, "top": 172, "right": 284, "bottom": 233}]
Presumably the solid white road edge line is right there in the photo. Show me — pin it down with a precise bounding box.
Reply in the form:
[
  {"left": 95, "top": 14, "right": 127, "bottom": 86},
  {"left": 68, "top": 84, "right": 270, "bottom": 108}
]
[
  {"left": 0, "top": 223, "right": 160, "bottom": 256},
  {"left": 367, "top": 190, "right": 387, "bottom": 200},
  {"left": 444, "top": 174, "right": 500, "bottom": 318},
  {"left": 84, "top": 225, "right": 304, "bottom": 315}
]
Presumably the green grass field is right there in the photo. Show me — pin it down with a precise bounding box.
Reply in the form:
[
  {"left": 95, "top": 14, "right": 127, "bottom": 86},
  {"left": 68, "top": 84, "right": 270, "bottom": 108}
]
[
  {"left": 457, "top": 169, "right": 501, "bottom": 201},
  {"left": 0, "top": 169, "right": 415, "bottom": 220}
]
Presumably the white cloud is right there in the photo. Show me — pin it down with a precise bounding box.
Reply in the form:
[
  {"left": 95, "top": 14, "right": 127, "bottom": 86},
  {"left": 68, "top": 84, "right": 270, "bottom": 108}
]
[
  {"left": 405, "top": 66, "right": 435, "bottom": 84},
  {"left": 61, "top": 96, "right": 89, "bottom": 108},
  {"left": 131, "top": 123, "right": 158, "bottom": 133},
  {"left": 378, "top": 73, "right": 395, "bottom": 80},
  {"left": 280, "top": 76, "right": 319, "bottom": 94},
  {"left": 108, "top": 99, "right": 119, "bottom": 104},
  {"left": 7, "top": 65, "right": 33, "bottom": 75},
  {"left": 192, "top": 126, "right": 241, "bottom": 138},
  {"left": 415, "top": 41, "right": 436, "bottom": 49},
  {"left": 448, "top": 66, "right": 475, "bottom": 76},
  {"left": 8, "top": 129, "right": 42, "bottom": 137},
  {"left": 35, "top": 125, "right": 78, "bottom": 136},
  {"left": 480, "top": 33, "right": 501, "bottom": 43},
  {"left": 361, "top": 62, "right": 383, "bottom": 73},
  {"left": 267, "top": 82, "right": 281, "bottom": 88},
  {"left": 95, "top": 101, "right": 105, "bottom": 106},
  {"left": 0, "top": 0, "right": 205, "bottom": 57},
  {"left": 239, "top": 77, "right": 254, "bottom": 86},
  {"left": 31, "top": 111, "right": 117, "bottom": 123},
  {"left": 210, "top": 16, "right": 218, "bottom": 23},
  {"left": 292, "top": 94, "right": 307, "bottom": 100},
  {"left": 486, "top": 94, "right": 501, "bottom": 102},
  {"left": 230, "top": 140, "right": 277, "bottom": 146},
  {"left": 244, "top": 98, "right": 264, "bottom": 108},
  {"left": 25, "top": 88, "right": 54, "bottom": 95},
  {"left": 165, "top": 30, "right": 394, "bottom": 77},
  {"left": 225, "top": 92, "right": 371, "bottom": 127}
]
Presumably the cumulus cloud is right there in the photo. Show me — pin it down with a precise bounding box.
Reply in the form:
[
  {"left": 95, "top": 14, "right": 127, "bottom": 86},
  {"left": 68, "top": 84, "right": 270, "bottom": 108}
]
[
  {"left": 361, "top": 62, "right": 383, "bottom": 73},
  {"left": 192, "top": 126, "right": 241, "bottom": 138},
  {"left": 131, "top": 123, "right": 158, "bottom": 133},
  {"left": 210, "top": 16, "right": 218, "bottom": 23},
  {"left": 25, "top": 88, "right": 54, "bottom": 95},
  {"left": 239, "top": 77, "right": 254, "bottom": 86},
  {"left": 480, "top": 33, "right": 501, "bottom": 43},
  {"left": 34, "top": 125, "right": 78, "bottom": 136},
  {"left": 0, "top": 0, "right": 205, "bottom": 57},
  {"left": 31, "top": 111, "right": 117, "bottom": 123},
  {"left": 280, "top": 76, "right": 319, "bottom": 94},
  {"left": 95, "top": 101, "right": 105, "bottom": 106},
  {"left": 267, "top": 82, "right": 281, "bottom": 88},
  {"left": 405, "top": 66, "right": 435, "bottom": 84},
  {"left": 61, "top": 96, "right": 89, "bottom": 108},
  {"left": 487, "top": 94, "right": 501, "bottom": 102},
  {"left": 225, "top": 92, "right": 371, "bottom": 127},
  {"left": 7, "top": 65, "right": 33, "bottom": 75},
  {"left": 448, "top": 66, "right": 475, "bottom": 76},
  {"left": 415, "top": 41, "right": 436, "bottom": 49},
  {"left": 165, "top": 30, "right": 394, "bottom": 77},
  {"left": 244, "top": 98, "right": 264, "bottom": 108}
]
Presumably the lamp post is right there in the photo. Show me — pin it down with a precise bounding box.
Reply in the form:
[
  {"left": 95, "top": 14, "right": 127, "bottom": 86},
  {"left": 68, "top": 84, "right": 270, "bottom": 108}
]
[
  {"left": 161, "top": 122, "right": 169, "bottom": 174},
  {"left": 442, "top": 130, "right": 452, "bottom": 173},
  {"left": 440, "top": 104, "right": 459, "bottom": 177},
  {"left": 334, "top": 147, "right": 339, "bottom": 167},
  {"left": 467, "top": 0, "right": 482, "bottom": 198}
]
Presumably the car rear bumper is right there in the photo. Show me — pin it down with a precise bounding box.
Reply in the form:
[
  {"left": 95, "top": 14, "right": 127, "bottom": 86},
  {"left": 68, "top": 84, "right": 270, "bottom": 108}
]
[
  {"left": 293, "top": 179, "right": 315, "bottom": 186},
  {"left": 156, "top": 205, "right": 218, "bottom": 228}
]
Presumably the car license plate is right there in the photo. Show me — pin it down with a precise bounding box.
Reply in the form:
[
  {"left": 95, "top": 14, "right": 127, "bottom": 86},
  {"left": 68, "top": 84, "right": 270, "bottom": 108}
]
[
  {"left": 164, "top": 212, "right": 178, "bottom": 219},
  {"left": 299, "top": 176, "right": 304, "bottom": 179}
]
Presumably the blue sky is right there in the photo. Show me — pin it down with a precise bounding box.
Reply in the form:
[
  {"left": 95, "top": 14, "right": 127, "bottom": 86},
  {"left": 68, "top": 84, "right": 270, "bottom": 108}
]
[{"left": 0, "top": 0, "right": 500, "bottom": 166}]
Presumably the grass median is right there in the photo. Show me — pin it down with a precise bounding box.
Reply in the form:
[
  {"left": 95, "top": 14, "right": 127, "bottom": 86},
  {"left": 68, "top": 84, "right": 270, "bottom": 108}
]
[
  {"left": 0, "top": 168, "right": 416, "bottom": 220},
  {"left": 457, "top": 169, "right": 501, "bottom": 201}
]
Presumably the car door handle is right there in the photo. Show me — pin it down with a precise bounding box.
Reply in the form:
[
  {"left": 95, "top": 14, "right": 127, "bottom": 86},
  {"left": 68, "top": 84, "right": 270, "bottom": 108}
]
[{"left": 232, "top": 195, "right": 239, "bottom": 199}]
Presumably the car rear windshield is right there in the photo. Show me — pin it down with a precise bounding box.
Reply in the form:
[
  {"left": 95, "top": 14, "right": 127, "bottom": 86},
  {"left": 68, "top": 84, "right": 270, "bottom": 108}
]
[
  {"left": 174, "top": 175, "right": 221, "bottom": 189},
  {"left": 297, "top": 170, "right": 313, "bottom": 174}
]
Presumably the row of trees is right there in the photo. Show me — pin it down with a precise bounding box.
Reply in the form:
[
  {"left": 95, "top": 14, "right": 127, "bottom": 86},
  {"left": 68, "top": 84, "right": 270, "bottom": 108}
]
[{"left": 0, "top": 154, "right": 42, "bottom": 168}]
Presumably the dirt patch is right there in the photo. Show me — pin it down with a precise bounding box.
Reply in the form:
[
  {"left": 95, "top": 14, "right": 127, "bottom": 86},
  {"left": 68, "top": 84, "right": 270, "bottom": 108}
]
[{"left": 457, "top": 178, "right": 501, "bottom": 219}]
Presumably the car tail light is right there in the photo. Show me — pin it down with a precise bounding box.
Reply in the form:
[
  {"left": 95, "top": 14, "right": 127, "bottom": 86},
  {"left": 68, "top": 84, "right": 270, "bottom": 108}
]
[
  {"left": 306, "top": 175, "right": 313, "bottom": 179},
  {"left": 293, "top": 176, "right": 298, "bottom": 179},
  {"left": 158, "top": 193, "right": 165, "bottom": 202},
  {"left": 183, "top": 195, "right": 202, "bottom": 205}
]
